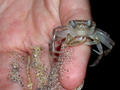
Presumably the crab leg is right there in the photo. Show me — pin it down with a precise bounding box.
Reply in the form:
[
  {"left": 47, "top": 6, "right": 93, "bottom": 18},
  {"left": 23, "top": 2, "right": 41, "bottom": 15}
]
[
  {"left": 96, "top": 28, "right": 115, "bottom": 48},
  {"left": 50, "top": 27, "right": 69, "bottom": 58},
  {"left": 90, "top": 43, "right": 104, "bottom": 67},
  {"left": 96, "top": 29, "right": 115, "bottom": 55}
]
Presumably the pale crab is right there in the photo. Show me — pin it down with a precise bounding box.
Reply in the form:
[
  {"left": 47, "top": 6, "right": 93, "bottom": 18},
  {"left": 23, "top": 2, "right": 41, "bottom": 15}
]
[{"left": 50, "top": 20, "right": 115, "bottom": 66}]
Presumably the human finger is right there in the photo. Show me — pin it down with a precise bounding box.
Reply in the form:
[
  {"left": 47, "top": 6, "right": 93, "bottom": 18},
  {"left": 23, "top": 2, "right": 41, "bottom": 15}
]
[{"left": 58, "top": 0, "right": 91, "bottom": 89}]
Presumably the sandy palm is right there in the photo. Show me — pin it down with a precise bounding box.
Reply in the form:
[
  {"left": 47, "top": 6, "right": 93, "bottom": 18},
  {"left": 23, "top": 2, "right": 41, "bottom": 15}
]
[{"left": 0, "top": 0, "right": 91, "bottom": 90}]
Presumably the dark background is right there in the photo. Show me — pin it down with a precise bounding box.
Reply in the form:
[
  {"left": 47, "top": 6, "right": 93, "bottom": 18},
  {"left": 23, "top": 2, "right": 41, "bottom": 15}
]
[{"left": 83, "top": 0, "right": 119, "bottom": 90}]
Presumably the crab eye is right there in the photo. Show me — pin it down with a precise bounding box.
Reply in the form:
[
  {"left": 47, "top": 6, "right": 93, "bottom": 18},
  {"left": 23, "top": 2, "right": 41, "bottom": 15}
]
[
  {"left": 87, "top": 20, "right": 92, "bottom": 26},
  {"left": 70, "top": 20, "right": 76, "bottom": 28}
]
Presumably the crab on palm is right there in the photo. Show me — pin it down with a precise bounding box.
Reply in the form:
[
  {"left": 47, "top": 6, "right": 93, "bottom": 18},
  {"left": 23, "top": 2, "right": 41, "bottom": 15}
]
[{"left": 50, "top": 20, "right": 115, "bottom": 66}]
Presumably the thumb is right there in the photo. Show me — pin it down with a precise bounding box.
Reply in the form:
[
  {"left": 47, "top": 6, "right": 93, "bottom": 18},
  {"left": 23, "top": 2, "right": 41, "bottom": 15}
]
[{"left": 58, "top": 0, "right": 91, "bottom": 89}]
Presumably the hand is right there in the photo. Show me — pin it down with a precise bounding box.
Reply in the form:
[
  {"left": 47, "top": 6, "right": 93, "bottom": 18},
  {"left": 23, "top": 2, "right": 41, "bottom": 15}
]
[{"left": 0, "top": 0, "right": 91, "bottom": 90}]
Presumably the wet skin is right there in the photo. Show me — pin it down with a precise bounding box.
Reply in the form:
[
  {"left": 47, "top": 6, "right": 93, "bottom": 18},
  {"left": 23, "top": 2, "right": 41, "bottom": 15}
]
[{"left": 0, "top": 0, "right": 91, "bottom": 90}]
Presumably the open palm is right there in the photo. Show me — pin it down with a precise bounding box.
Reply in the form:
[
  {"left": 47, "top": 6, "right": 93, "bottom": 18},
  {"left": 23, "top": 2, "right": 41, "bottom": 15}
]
[{"left": 0, "top": 0, "right": 91, "bottom": 90}]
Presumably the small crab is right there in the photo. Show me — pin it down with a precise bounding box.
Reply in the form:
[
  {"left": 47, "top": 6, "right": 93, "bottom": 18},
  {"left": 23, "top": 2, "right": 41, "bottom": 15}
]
[{"left": 50, "top": 20, "right": 115, "bottom": 66}]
